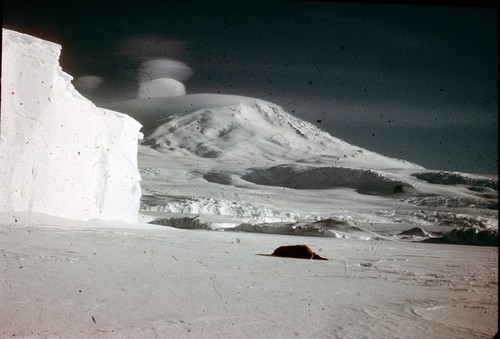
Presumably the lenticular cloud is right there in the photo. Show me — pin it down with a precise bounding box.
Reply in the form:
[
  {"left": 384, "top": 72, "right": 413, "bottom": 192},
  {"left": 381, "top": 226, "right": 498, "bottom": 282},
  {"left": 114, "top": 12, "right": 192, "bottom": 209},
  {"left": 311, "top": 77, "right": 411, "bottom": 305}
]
[
  {"left": 138, "top": 58, "right": 193, "bottom": 82},
  {"left": 138, "top": 78, "right": 186, "bottom": 98},
  {"left": 137, "top": 58, "right": 192, "bottom": 98}
]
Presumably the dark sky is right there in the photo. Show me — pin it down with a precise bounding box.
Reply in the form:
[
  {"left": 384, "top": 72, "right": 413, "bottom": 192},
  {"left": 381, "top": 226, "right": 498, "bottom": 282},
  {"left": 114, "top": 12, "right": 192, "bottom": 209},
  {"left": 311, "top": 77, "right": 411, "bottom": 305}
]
[{"left": 3, "top": 0, "right": 498, "bottom": 173}]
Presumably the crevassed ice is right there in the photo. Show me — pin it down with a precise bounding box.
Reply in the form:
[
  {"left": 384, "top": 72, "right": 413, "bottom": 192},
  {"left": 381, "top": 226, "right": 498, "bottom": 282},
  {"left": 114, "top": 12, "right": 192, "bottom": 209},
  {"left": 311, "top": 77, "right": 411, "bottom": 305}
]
[{"left": 141, "top": 197, "right": 311, "bottom": 223}]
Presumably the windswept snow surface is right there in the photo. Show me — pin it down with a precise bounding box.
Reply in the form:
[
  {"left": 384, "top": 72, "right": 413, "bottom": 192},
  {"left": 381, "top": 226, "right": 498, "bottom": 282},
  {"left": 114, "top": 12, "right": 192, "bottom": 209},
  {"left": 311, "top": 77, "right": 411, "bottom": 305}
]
[
  {"left": 0, "top": 29, "right": 142, "bottom": 222},
  {"left": 0, "top": 212, "right": 497, "bottom": 338}
]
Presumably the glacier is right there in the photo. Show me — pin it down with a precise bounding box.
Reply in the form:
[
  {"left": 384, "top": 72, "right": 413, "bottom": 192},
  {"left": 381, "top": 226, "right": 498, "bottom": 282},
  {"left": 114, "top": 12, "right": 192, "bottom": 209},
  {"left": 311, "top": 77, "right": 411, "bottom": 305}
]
[{"left": 0, "top": 29, "right": 142, "bottom": 222}]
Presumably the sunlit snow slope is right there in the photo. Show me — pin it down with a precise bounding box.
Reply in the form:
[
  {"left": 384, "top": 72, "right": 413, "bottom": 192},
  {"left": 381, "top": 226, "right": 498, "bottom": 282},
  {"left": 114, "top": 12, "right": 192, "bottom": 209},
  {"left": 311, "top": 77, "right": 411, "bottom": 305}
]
[
  {"left": 132, "top": 94, "right": 421, "bottom": 169},
  {"left": 0, "top": 29, "right": 142, "bottom": 222}
]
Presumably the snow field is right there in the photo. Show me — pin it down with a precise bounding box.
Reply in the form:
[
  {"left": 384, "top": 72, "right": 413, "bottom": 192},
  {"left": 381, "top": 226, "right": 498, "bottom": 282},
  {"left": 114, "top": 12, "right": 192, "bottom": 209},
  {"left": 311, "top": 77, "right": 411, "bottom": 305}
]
[{"left": 0, "top": 213, "right": 497, "bottom": 338}]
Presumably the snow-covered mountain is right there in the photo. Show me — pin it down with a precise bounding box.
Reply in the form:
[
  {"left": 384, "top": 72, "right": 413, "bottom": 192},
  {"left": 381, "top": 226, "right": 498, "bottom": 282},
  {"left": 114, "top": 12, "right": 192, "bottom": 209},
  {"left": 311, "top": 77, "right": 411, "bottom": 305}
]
[
  {"left": 108, "top": 94, "right": 498, "bottom": 239},
  {"left": 140, "top": 94, "right": 422, "bottom": 170}
]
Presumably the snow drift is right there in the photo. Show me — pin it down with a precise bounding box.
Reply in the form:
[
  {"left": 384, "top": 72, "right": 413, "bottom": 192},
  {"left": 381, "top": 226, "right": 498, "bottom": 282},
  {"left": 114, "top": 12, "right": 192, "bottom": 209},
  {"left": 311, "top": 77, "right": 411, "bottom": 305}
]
[{"left": 0, "top": 29, "right": 142, "bottom": 222}]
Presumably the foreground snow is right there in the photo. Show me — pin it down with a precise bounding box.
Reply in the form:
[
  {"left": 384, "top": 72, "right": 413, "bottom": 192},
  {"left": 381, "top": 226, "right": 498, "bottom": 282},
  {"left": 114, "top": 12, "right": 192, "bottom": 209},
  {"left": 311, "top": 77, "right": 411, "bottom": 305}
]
[{"left": 0, "top": 212, "right": 497, "bottom": 338}]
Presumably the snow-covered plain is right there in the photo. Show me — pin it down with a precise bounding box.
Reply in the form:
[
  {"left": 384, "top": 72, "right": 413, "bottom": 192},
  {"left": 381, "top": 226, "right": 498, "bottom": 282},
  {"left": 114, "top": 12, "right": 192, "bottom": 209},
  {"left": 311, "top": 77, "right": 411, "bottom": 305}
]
[
  {"left": 1, "top": 30, "right": 498, "bottom": 338},
  {"left": 0, "top": 212, "right": 498, "bottom": 338}
]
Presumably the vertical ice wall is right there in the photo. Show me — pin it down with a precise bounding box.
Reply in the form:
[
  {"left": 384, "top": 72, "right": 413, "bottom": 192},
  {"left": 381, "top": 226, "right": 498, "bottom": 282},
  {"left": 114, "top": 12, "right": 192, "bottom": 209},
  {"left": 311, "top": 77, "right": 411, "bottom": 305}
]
[{"left": 0, "top": 29, "right": 142, "bottom": 222}]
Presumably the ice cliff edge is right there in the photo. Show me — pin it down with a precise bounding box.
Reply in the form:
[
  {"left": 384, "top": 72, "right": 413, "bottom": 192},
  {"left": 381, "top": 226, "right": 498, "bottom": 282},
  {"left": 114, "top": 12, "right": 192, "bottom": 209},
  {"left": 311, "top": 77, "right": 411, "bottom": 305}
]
[{"left": 0, "top": 29, "right": 142, "bottom": 222}]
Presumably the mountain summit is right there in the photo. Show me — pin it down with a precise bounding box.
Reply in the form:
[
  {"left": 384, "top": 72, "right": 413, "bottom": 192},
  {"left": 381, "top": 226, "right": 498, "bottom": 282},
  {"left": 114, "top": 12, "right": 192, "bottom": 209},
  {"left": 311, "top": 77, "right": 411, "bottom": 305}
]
[{"left": 131, "top": 94, "right": 422, "bottom": 170}]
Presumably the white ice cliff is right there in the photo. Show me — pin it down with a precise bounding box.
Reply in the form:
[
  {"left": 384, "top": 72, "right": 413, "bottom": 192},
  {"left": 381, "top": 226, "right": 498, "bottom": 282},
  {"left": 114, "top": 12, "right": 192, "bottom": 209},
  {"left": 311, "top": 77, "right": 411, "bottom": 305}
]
[{"left": 0, "top": 29, "right": 142, "bottom": 222}]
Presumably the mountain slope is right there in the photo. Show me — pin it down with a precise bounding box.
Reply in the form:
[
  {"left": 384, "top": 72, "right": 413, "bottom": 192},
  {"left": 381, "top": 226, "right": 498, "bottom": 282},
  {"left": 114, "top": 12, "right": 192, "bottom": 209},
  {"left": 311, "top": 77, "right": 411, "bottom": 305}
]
[
  {"left": 129, "top": 93, "right": 497, "bottom": 235},
  {"left": 138, "top": 94, "right": 422, "bottom": 170}
]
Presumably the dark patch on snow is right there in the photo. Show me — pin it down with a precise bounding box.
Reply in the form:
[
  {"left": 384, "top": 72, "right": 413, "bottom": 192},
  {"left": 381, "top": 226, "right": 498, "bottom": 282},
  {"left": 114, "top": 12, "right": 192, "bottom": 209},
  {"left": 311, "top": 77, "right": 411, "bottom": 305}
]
[
  {"left": 203, "top": 172, "right": 233, "bottom": 185},
  {"left": 310, "top": 218, "right": 351, "bottom": 228},
  {"left": 226, "top": 219, "right": 383, "bottom": 239},
  {"left": 405, "top": 196, "right": 497, "bottom": 210},
  {"left": 398, "top": 227, "right": 434, "bottom": 238},
  {"left": 411, "top": 172, "right": 498, "bottom": 209},
  {"left": 194, "top": 143, "right": 222, "bottom": 158},
  {"left": 409, "top": 209, "right": 494, "bottom": 228},
  {"left": 228, "top": 222, "right": 339, "bottom": 237},
  {"left": 422, "top": 228, "right": 498, "bottom": 247},
  {"left": 149, "top": 216, "right": 209, "bottom": 230},
  {"left": 241, "top": 164, "right": 413, "bottom": 196},
  {"left": 412, "top": 171, "right": 498, "bottom": 190}
]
